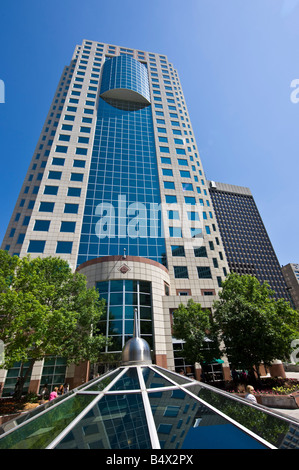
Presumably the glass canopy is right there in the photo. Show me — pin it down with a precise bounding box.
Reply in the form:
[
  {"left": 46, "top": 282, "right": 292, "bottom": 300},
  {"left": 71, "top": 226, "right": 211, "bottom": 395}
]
[{"left": 1, "top": 364, "right": 299, "bottom": 449}]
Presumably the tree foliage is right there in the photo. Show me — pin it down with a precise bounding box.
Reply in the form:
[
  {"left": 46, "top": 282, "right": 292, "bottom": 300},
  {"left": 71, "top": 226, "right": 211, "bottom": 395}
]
[
  {"left": 0, "top": 251, "right": 108, "bottom": 397},
  {"left": 172, "top": 299, "right": 220, "bottom": 365},
  {"left": 212, "top": 273, "right": 299, "bottom": 377}
]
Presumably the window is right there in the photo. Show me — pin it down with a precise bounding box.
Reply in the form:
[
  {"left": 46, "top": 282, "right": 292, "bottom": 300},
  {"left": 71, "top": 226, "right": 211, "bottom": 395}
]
[
  {"left": 168, "top": 210, "right": 180, "bottom": 220},
  {"left": 190, "top": 227, "right": 202, "bottom": 238},
  {"left": 80, "top": 126, "right": 91, "bottom": 133},
  {"left": 174, "top": 266, "right": 189, "bottom": 279},
  {"left": 52, "top": 157, "right": 65, "bottom": 166},
  {"left": 17, "top": 234, "right": 25, "bottom": 244},
  {"left": 64, "top": 203, "right": 79, "bottom": 214},
  {"left": 169, "top": 227, "right": 182, "bottom": 237},
  {"left": 164, "top": 181, "right": 175, "bottom": 190},
  {"left": 44, "top": 185, "right": 58, "bottom": 195},
  {"left": 180, "top": 170, "right": 190, "bottom": 178},
  {"left": 165, "top": 195, "right": 177, "bottom": 204},
  {"left": 161, "top": 157, "right": 171, "bottom": 165},
  {"left": 73, "top": 159, "right": 86, "bottom": 168},
  {"left": 60, "top": 221, "right": 76, "bottom": 232},
  {"left": 182, "top": 183, "right": 193, "bottom": 191},
  {"left": 197, "top": 266, "right": 212, "bottom": 279},
  {"left": 187, "top": 212, "right": 199, "bottom": 221},
  {"left": 76, "top": 147, "right": 88, "bottom": 155},
  {"left": 39, "top": 202, "right": 55, "bottom": 212},
  {"left": 171, "top": 245, "right": 185, "bottom": 257},
  {"left": 176, "top": 148, "right": 186, "bottom": 155},
  {"left": 27, "top": 240, "right": 46, "bottom": 253},
  {"left": 67, "top": 187, "right": 81, "bottom": 197},
  {"left": 78, "top": 136, "right": 89, "bottom": 144},
  {"left": 34, "top": 220, "right": 51, "bottom": 231},
  {"left": 55, "top": 145, "right": 68, "bottom": 153},
  {"left": 48, "top": 171, "right": 62, "bottom": 180},
  {"left": 178, "top": 159, "right": 188, "bottom": 166},
  {"left": 64, "top": 115, "right": 75, "bottom": 121},
  {"left": 184, "top": 196, "right": 196, "bottom": 205},
  {"left": 59, "top": 134, "right": 70, "bottom": 142},
  {"left": 70, "top": 173, "right": 84, "bottom": 182},
  {"left": 177, "top": 290, "right": 191, "bottom": 296},
  {"left": 162, "top": 168, "right": 173, "bottom": 176},
  {"left": 56, "top": 241, "right": 73, "bottom": 254},
  {"left": 202, "top": 290, "right": 215, "bottom": 296},
  {"left": 160, "top": 146, "right": 170, "bottom": 153},
  {"left": 194, "top": 246, "right": 207, "bottom": 257}
]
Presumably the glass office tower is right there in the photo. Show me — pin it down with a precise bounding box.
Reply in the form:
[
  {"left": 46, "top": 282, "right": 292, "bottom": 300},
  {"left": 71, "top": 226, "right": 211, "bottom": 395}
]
[{"left": 3, "top": 39, "right": 286, "bottom": 394}]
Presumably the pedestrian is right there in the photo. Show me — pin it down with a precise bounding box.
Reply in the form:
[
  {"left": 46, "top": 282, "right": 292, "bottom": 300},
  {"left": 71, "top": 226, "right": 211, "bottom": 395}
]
[
  {"left": 40, "top": 384, "right": 49, "bottom": 403},
  {"left": 63, "top": 383, "right": 70, "bottom": 394},
  {"left": 231, "top": 367, "right": 239, "bottom": 383},
  {"left": 58, "top": 384, "right": 64, "bottom": 395},
  {"left": 49, "top": 387, "right": 58, "bottom": 401},
  {"left": 245, "top": 385, "right": 257, "bottom": 403}
]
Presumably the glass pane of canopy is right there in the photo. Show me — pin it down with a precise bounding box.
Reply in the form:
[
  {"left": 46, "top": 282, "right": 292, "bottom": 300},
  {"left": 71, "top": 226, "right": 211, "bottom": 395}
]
[{"left": 1, "top": 364, "right": 299, "bottom": 450}]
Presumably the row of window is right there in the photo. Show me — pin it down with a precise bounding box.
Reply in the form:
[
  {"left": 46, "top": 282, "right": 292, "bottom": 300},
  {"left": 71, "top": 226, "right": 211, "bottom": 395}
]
[
  {"left": 173, "top": 265, "right": 223, "bottom": 279},
  {"left": 171, "top": 245, "right": 223, "bottom": 259},
  {"left": 27, "top": 240, "right": 73, "bottom": 254}
]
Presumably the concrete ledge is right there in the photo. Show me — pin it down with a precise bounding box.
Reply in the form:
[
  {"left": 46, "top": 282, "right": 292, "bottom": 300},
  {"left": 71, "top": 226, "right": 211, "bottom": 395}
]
[
  {"left": 237, "top": 392, "right": 299, "bottom": 409},
  {"left": 258, "top": 394, "right": 299, "bottom": 409}
]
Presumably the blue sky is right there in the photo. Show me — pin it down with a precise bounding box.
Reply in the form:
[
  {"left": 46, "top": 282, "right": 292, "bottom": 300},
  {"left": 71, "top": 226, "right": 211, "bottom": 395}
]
[{"left": 0, "top": 0, "right": 298, "bottom": 266}]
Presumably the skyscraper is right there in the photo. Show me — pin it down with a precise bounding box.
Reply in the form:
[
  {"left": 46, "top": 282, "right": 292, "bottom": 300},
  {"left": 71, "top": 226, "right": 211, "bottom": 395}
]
[
  {"left": 208, "top": 181, "right": 290, "bottom": 302},
  {"left": 1, "top": 40, "right": 286, "bottom": 394}
]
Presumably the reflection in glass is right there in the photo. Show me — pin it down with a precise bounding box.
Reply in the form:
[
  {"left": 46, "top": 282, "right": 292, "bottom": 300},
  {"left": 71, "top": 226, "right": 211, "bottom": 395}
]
[
  {"left": 0, "top": 395, "right": 95, "bottom": 449},
  {"left": 148, "top": 389, "right": 267, "bottom": 449},
  {"left": 143, "top": 369, "right": 176, "bottom": 389},
  {"left": 85, "top": 370, "right": 122, "bottom": 392},
  {"left": 55, "top": 393, "right": 151, "bottom": 449},
  {"left": 190, "top": 385, "right": 294, "bottom": 448},
  {"left": 109, "top": 368, "right": 140, "bottom": 391}
]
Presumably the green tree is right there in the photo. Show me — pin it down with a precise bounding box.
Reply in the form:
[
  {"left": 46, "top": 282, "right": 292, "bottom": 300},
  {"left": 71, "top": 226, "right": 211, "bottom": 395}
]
[
  {"left": 213, "top": 273, "right": 299, "bottom": 380},
  {"left": 172, "top": 299, "right": 220, "bottom": 365},
  {"left": 0, "top": 251, "right": 108, "bottom": 398}
]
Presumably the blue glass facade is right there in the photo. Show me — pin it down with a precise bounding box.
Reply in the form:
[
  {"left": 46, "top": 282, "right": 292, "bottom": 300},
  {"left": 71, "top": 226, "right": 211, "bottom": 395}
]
[
  {"left": 77, "top": 58, "right": 166, "bottom": 266},
  {"left": 100, "top": 55, "right": 151, "bottom": 104},
  {"left": 97, "top": 279, "right": 152, "bottom": 352}
]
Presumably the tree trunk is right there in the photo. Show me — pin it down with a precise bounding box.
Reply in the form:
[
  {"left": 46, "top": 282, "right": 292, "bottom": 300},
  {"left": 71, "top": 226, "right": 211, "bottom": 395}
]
[{"left": 13, "top": 359, "right": 35, "bottom": 400}]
